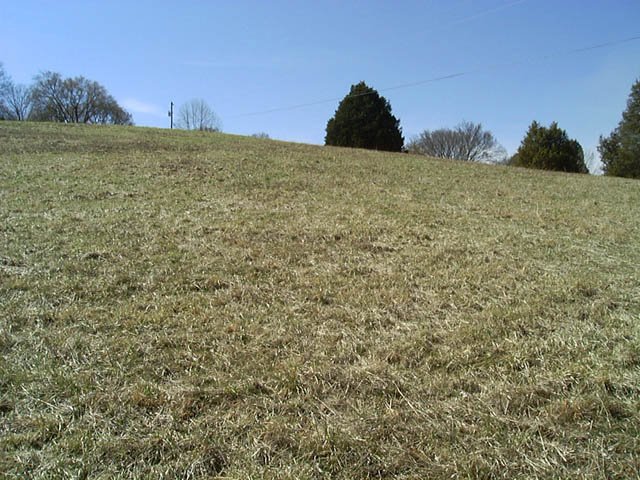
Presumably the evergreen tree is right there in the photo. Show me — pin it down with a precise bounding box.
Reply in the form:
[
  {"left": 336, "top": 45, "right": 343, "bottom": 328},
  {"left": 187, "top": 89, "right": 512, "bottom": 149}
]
[
  {"left": 511, "top": 121, "right": 588, "bottom": 173},
  {"left": 325, "top": 82, "right": 403, "bottom": 152},
  {"left": 598, "top": 79, "right": 640, "bottom": 179}
]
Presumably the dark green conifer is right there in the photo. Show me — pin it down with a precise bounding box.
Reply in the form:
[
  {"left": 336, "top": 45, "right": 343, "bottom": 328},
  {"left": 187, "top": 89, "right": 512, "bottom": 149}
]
[
  {"left": 325, "top": 81, "right": 404, "bottom": 152},
  {"left": 511, "top": 121, "right": 587, "bottom": 173},
  {"left": 599, "top": 79, "right": 640, "bottom": 179}
]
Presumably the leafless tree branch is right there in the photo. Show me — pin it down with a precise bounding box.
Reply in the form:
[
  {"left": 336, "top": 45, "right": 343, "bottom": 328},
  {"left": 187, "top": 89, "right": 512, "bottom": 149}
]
[
  {"left": 408, "top": 121, "right": 502, "bottom": 162},
  {"left": 176, "top": 99, "right": 222, "bottom": 132}
]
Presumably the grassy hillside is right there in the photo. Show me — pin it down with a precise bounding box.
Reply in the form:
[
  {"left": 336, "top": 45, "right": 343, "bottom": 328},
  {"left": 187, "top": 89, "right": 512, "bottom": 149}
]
[{"left": 1, "top": 122, "right": 639, "bottom": 479}]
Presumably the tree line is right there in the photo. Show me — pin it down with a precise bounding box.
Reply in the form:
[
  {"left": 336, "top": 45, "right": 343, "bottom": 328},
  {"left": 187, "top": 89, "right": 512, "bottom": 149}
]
[
  {"left": 0, "top": 64, "right": 222, "bottom": 133},
  {"left": 0, "top": 64, "right": 132, "bottom": 125},
  {"left": 324, "top": 80, "right": 640, "bottom": 179},
  {"left": 2, "top": 62, "right": 638, "bottom": 179}
]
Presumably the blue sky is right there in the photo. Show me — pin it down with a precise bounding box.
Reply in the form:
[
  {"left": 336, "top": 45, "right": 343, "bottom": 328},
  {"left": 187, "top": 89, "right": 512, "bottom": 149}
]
[{"left": 2, "top": 0, "right": 639, "bottom": 162}]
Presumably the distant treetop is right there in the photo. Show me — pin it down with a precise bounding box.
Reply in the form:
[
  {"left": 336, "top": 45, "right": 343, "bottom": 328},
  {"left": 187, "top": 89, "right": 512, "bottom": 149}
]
[{"left": 251, "top": 132, "right": 270, "bottom": 139}]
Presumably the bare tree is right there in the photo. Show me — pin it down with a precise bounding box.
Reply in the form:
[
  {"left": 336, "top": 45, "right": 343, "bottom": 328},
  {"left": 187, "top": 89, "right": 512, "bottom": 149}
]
[
  {"left": 482, "top": 144, "right": 509, "bottom": 164},
  {"left": 0, "top": 63, "right": 13, "bottom": 119},
  {"left": 176, "top": 99, "right": 221, "bottom": 132},
  {"left": 251, "top": 132, "right": 270, "bottom": 139},
  {"left": 30, "top": 71, "right": 132, "bottom": 125},
  {"left": 0, "top": 63, "right": 9, "bottom": 90},
  {"left": 584, "top": 149, "right": 602, "bottom": 175},
  {"left": 407, "top": 121, "right": 500, "bottom": 162},
  {"left": 4, "top": 84, "right": 33, "bottom": 120}
]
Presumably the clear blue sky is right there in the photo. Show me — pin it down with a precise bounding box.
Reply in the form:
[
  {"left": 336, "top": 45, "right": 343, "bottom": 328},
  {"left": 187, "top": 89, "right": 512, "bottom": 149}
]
[{"left": 2, "top": 0, "right": 639, "bottom": 162}]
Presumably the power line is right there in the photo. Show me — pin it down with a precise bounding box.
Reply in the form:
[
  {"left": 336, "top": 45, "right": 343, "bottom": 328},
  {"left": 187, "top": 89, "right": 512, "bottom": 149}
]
[
  {"left": 230, "top": 33, "right": 640, "bottom": 119},
  {"left": 384, "top": 34, "right": 640, "bottom": 91},
  {"left": 226, "top": 0, "right": 528, "bottom": 119}
]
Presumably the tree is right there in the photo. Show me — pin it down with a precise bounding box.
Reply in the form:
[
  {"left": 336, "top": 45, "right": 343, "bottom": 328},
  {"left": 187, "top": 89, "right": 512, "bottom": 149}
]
[
  {"left": 598, "top": 79, "right": 640, "bottom": 179},
  {"left": 30, "top": 71, "right": 132, "bottom": 125},
  {"left": 583, "top": 149, "right": 601, "bottom": 175},
  {"left": 0, "top": 63, "right": 13, "bottom": 119},
  {"left": 407, "top": 121, "right": 502, "bottom": 162},
  {"left": 4, "top": 83, "right": 33, "bottom": 121},
  {"left": 325, "top": 81, "right": 403, "bottom": 152},
  {"left": 0, "top": 64, "right": 32, "bottom": 121},
  {"left": 176, "top": 99, "right": 221, "bottom": 131},
  {"left": 510, "top": 121, "right": 588, "bottom": 173}
]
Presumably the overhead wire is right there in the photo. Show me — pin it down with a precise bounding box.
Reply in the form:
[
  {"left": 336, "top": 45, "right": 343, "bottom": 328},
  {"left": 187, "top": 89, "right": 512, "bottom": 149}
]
[
  {"left": 382, "top": 33, "right": 640, "bottom": 92},
  {"left": 227, "top": 3, "right": 639, "bottom": 119},
  {"left": 227, "top": 0, "right": 530, "bottom": 119}
]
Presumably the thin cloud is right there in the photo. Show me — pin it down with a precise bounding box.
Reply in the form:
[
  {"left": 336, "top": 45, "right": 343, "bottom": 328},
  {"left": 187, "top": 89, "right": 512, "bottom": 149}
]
[{"left": 122, "top": 98, "right": 163, "bottom": 116}]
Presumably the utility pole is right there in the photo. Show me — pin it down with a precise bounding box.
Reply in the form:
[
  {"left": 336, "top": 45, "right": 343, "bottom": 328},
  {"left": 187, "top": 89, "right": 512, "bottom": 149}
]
[{"left": 168, "top": 102, "right": 174, "bottom": 129}]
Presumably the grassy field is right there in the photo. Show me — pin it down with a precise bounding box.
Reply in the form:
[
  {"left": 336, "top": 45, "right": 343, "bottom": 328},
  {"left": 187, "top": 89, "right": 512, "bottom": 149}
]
[{"left": 1, "top": 121, "right": 639, "bottom": 479}]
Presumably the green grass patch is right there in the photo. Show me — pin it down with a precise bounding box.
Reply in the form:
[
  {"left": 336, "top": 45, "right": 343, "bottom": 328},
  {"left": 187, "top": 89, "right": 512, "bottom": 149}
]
[{"left": 1, "top": 121, "right": 639, "bottom": 478}]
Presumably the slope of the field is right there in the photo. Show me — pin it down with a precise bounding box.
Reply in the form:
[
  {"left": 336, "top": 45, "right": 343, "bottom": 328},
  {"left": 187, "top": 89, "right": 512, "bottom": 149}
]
[{"left": 1, "top": 122, "right": 639, "bottom": 479}]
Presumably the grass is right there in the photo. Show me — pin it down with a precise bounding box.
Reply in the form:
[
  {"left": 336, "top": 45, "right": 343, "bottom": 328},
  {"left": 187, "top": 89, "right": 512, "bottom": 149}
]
[{"left": 1, "top": 121, "right": 639, "bottom": 479}]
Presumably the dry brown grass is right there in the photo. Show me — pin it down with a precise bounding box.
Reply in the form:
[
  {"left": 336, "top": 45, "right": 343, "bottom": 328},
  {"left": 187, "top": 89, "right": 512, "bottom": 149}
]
[{"left": 1, "top": 121, "right": 639, "bottom": 478}]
